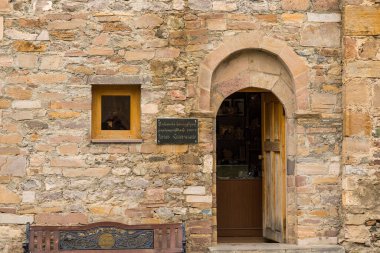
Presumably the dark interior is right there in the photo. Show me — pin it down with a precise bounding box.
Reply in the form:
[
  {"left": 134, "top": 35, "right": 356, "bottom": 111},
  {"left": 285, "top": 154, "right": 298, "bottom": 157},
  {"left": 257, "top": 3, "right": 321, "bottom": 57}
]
[{"left": 216, "top": 92, "right": 263, "bottom": 239}]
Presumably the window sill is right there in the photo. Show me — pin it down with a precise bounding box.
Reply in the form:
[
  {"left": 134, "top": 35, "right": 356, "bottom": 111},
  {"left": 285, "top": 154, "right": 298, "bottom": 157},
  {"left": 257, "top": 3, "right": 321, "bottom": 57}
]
[{"left": 91, "top": 139, "right": 143, "bottom": 144}]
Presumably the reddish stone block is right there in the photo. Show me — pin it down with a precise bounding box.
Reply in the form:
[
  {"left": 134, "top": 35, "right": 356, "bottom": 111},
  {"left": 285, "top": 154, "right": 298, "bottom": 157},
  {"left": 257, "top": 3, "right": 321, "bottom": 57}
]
[
  {"left": 50, "top": 157, "right": 86, "bottom": 168},
  {"left": 135, "top": 14, "right": 163, "bottom": 29},
  {"left": 35, "top": 213, "right": 88, "bottom": 225},
  {"left": 282, "top": 0, "right": 310, "bottom": 11}
]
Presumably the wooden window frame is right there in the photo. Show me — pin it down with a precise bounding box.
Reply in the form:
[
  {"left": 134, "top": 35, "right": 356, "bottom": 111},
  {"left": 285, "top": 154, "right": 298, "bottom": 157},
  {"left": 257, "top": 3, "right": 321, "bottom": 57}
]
[{"left": 91, "top": 85, "right": 141, "bottom": 143}]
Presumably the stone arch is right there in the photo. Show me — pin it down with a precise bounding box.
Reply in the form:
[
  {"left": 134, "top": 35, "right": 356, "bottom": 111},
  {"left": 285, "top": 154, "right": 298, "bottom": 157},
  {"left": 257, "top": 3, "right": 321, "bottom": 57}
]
[
  {"left": 211, "top": 49, "right": 296, "bottom": 118},
  {"left": 197, "top": 32, "right": 310, "bottom": 114},
  {"left": 199, "top": 33, "right": 305, "bottom": 244}
]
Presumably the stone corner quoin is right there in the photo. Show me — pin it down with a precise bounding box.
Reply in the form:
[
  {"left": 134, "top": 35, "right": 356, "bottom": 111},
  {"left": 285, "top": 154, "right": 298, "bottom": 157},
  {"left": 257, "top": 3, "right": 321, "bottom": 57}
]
[{"left": 0, "top": 0, "right": 379, "bottom": 253}]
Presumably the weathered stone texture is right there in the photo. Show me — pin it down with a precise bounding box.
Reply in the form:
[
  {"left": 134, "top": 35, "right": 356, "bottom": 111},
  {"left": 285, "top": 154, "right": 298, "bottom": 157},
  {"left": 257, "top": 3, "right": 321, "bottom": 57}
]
[
  {"left": 342, "top": 2, "right": 380, "bottom": 252},
  {"left": 0, "top": 0, "right": 363, "bottom": 252},
  {"left": 300, "top": 23, "right": 340, "bottom": 47},
  {"left": 345, "top": 6, "right": 380, "bottom": 35},
  {"left": 0, "top": 156, "right": 26, "bottom": 176}
]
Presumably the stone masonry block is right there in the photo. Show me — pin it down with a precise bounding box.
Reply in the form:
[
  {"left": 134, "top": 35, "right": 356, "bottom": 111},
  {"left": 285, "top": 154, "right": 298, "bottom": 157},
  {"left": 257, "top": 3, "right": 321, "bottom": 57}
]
[
  {"left": 311, "top": 92, "right": 337, "bottom": 112},
  {"left": 312, "top": 0, "right": 340, "bottom": 11},
  {"left": 343, "top": 137, "right": 370, "bottom": 155},
  {"left": 12, "top": 100, "right": 41, "bottom": 109},
  {"left": 22, "top": 191, "right": 36, "bottom": 203},
  {"left": 344, "top": 111, "right": 371, "bottom": 137},
  {"left": 0, "top": 214, "right": 33, "bottom": 224},
  {"left": 184, "top": 186, "right": 206, "bottom": 195},
  {"left": 40, "top": 55, "right": 62, "bottom": 70},
  {"left": 50, "top": 158, "right": 86, "bottom": 168},
  {"left": 0, "top": 0, "right": 10, "bottom": 11},
  {"left": 282, "top": 0, "right": 310, "bottom": 11},
  {"left": 0, "top": 185, "right": 20, "bottom": 204},
  {"left": 0, "top": 17, "right": 3, "bottom": 40},
  {"left": 35, "top": 213, "right": 87, "bottom": 225},
  {"left": 135, "top": 14, "right": 163, "bottom": 29},
  {"left": 16, "top": 54, "right": 38, "bottom": 69},
  {"left": 87, "top": 75, "right": 143, "bottom": 85},
  {"left": 301, "top": 23, "right": 340, "bottom": 48},
  {"left": 345, "top": 6, "right": 380, "bottom": 35},
  {"left": 307, "top": 13, "right": 341, "bottom": 23},
  {"left": 13, "top": 41, "right": 47, "bottom": 52},
  {"left": 62, "top": 168, "right": 110, "bottom": 178},
  {"left": 344, "top": 79, "right": 370, "bottom": 107},
  {"left": 345, "top": 61, "right": 380, "bottom": 78},
  {"left": 5, "top": 29, "right": 38, "bottom": 40},
  {"left": 0, "top": 156, "right": 26, "bottom": 176},
  {"left": 296, "top": 162, "right": 328, "bottom": 175},
  {"left": 375, "top": 83, "right": 380, "bottom": 107},
  {"left": 186, "top": 195, "right": 212, "bottom": 203},
  {"left": 189, "top": 0, "right": 211, "bottom": 11}
]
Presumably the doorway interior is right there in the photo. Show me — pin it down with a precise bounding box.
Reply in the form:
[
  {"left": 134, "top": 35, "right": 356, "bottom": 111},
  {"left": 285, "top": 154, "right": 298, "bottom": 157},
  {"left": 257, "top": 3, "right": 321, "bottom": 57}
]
[
  {"left": 216, "top": 91, "right": 286, "bottom": 243},
  {"left": 216, "top": 92, "right": 263, "bottom": 242}
]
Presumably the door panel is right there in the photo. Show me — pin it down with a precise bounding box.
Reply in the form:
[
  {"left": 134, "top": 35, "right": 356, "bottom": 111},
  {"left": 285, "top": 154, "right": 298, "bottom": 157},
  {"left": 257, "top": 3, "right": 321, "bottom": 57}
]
[{"left": 262, "top": 93, "right": 286, "bottom": 242}]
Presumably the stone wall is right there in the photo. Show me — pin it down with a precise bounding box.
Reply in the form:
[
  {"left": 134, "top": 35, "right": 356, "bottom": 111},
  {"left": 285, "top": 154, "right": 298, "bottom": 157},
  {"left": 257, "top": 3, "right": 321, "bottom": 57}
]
[
  {"left": 0, "top": 0, "right": 345, "bottom": 252},
  {"left": 342, "top": 1, "right": 380, "bottom": 252}
]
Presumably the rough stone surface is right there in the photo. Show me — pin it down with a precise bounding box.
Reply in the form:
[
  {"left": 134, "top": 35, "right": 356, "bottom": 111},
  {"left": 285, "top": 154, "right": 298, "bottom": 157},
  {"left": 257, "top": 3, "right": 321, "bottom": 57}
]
[
  {"left": 0, "top": 214, "right": 33, "bottom": 224},
  {"left": 0, "top": 1, "right": 376, "bottom": 253},
  {"left": 0, "top": 17, "right": 3, "bottom": 41},
  {"left": 301, "top": 23, "right": 340, "bottom": 47},
  {"left": 0, "top": 186, "right": 21, "bottom": 204},
  {"left": 307, "top": 13, "right": 341, "bottom": 23},
  {"left": 345, "top": 6, "right": 380, "bottom": 35},
  {"left": 0, "top": 156, "right": 27, "bottom": 177},
  {"left": 342, "top": 2, "right": 380, "bottom": 252}
]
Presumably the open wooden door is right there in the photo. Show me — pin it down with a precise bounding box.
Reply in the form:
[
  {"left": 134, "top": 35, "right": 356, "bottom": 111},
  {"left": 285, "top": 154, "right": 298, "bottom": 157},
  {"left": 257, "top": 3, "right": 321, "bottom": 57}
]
[{"left": 261, "top": 93, "right": 286, "bottom": 242}]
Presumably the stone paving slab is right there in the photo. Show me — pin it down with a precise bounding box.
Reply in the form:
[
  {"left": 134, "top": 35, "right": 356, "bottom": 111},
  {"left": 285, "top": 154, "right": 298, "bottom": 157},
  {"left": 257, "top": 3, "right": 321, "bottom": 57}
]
[{"left": 208, "top": 243, "right": 345, "bottom": 253}]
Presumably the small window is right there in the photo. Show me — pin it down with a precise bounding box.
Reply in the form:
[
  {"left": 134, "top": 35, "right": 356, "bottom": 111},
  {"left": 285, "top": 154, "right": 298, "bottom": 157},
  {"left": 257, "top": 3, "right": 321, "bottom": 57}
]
[{"left": 92, "top": 85, "right": 141, "bottom": 142}]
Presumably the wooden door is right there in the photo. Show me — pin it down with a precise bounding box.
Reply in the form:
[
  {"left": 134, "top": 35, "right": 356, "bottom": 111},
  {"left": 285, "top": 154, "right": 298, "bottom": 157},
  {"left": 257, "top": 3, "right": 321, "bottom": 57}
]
[
  {"left": 217, "top": 179, "right": 262, "bottom": 237},
  {"left": 261, "top": 93, "right": 286, "bottom": 242}
]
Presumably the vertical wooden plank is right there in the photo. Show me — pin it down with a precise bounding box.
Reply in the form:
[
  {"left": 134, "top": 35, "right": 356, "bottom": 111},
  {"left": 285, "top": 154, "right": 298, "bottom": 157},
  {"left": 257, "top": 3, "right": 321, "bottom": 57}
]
[
  {"left": 37, "top": 231, "right": 43, "bottom": 252},
  {"left": 45, "top": 231, "right": 51, "bottom": 252},
  {"left": 161, "top": 226, "right": 167, "bottom": 249},
  {"left": 30, "top": 231, "right": 35, "bottom": 252},
  {"left": 177, "top": 226, "right": 183, "bottom": 248},
  {"left": 261, "top": 94, "right": 268, "bottom": 239},
  {"left": 170, "top": 226, "right": 176, "bottom": 249},
  {"left": 154, "top": 228, "right": 160, "bottom": 249},
  {"left": 262, "top": 94, "right": 286, "bottom": 243},
  {"left": 275, "top": 152, "right": 281, "bottom": 231},
  {"left": 270, "top": 101, "right": 275, "bottom": 232},
  {"left": 53, "top": 231, "right": 59, "bottom": 252},
  {"left": 281, "top": 103, "right": 287, "bottom": 242}
]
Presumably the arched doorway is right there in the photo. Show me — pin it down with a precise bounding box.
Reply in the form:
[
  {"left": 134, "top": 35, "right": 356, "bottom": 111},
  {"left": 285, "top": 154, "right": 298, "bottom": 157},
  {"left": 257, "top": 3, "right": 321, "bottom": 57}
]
[
  {"left": 216, "top": 90, "right": 286, "bottom": 243},
  {"left": 195, "top": 33, "right": 310, "bottom": 244}
]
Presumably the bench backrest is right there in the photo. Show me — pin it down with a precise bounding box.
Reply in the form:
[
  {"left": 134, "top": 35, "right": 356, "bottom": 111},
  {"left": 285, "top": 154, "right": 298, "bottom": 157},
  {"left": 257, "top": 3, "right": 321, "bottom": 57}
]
[{"left": 26, "top": 222, "right": 185, "bottom": 253}]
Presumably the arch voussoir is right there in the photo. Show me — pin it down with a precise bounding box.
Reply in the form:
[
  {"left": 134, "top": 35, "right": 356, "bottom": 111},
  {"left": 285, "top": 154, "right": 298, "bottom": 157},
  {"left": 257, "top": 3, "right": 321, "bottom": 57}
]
[{"left": 197, "top": 32, "right": 311, "bottom": 113}]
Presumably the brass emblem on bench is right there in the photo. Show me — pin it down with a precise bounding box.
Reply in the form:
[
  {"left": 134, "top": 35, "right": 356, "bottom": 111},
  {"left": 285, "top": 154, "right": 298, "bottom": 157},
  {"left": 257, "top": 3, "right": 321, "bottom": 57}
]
[{"left": 98, "top": 233, "right": 115, "bottom": 248}]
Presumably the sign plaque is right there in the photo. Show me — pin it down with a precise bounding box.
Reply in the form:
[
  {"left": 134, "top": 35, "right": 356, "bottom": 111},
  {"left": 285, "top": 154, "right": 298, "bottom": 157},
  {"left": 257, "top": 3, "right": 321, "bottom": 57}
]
[{"left": 157, "top": 118, "right": 198, "bottom": 144}]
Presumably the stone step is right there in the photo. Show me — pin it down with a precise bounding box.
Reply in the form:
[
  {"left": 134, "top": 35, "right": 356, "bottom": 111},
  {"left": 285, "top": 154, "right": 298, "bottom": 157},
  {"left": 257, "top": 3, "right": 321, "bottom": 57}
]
[{"left": 208, "top": 243, "right": 345, "bottom": 253}]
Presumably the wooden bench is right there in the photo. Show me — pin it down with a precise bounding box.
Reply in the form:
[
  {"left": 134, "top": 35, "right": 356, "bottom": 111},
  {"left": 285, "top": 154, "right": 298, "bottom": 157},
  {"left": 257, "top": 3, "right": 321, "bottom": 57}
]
[{"left": 23, "top": 222, "right": 186, "bottom": 253}]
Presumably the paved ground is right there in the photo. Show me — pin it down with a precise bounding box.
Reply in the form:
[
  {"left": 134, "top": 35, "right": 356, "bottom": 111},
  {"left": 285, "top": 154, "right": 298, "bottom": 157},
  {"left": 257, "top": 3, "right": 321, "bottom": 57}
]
[{"left": 208, "top": 243, "right": 345, "bottom": 252}]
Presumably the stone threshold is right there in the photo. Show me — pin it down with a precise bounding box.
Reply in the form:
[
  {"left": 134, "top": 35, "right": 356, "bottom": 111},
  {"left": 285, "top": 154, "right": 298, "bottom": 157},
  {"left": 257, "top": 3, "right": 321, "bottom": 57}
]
[{"left": 208, "top": 243, "right": 345, "bottom": 252}]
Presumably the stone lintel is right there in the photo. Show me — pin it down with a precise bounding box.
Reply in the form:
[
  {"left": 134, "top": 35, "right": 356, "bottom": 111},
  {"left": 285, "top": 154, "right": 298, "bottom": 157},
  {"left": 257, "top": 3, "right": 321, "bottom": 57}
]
[{"left": 87, "top": 75, "right": 144, "bottom": 85}]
